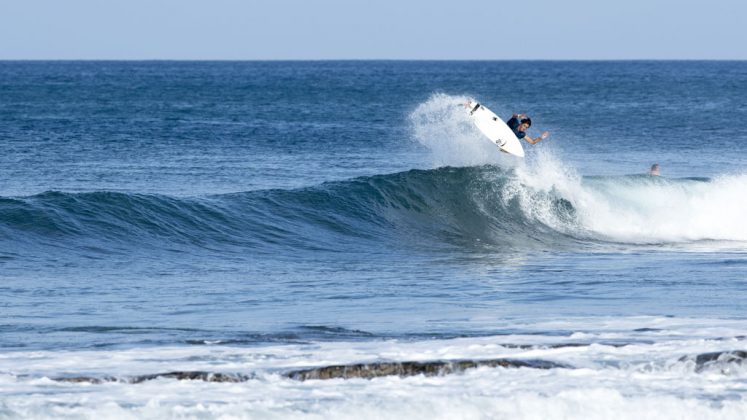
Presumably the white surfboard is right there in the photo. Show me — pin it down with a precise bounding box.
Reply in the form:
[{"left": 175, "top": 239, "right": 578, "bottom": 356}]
[{"left": 466, "top": 100, "right": 525, "bottom": 158}]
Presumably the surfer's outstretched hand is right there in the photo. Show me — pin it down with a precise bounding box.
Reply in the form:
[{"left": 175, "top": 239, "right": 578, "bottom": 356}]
[{"left": 540, "top": 131, "right": 550, "bottom": 140}]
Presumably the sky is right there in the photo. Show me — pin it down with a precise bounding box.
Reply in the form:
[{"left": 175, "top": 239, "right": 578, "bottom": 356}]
[{"left": 0, "top": 0, "right": 745, "bottom": 60}]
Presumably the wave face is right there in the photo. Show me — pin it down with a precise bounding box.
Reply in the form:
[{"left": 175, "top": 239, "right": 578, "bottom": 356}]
[{"left": 2, "top": 164, "right": 747, "bottom": 258}]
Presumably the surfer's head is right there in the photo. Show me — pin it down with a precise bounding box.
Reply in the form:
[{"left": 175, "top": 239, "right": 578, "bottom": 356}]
[
  {"left": 650, "top": 163, "right": 660, "bottom": 176},
  {"left": 519, "top": 118, "right": 532, "bottom": 131}
]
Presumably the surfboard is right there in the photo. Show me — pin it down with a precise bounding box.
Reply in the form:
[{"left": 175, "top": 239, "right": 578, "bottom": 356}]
[{"left": 466, "top": 100, "right": 525, "bottom": 158}]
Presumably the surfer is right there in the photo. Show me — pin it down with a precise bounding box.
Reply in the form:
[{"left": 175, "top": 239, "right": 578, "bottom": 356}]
[
  {"left": 505, "top": 113, "right": 550, "bottom": 145},
  {"left": 649, "top": 164, "right": 660, "bottom": 176}
]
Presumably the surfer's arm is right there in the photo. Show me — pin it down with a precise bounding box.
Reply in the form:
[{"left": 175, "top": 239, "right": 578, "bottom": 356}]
[{"left": 522, "top": 131, "right": 550, "bottom": 145}]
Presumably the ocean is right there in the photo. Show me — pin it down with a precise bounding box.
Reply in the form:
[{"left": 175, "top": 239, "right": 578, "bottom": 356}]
[{"left": 1, "top": 61, "right": 746, "bottom": 419}]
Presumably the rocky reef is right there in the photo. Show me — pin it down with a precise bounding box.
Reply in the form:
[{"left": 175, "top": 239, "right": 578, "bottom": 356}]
[{"left": 284, "top": 358, "right": 568, "bottom": 381}]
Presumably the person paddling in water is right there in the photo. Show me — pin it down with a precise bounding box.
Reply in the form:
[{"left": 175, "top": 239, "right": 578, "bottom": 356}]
[{"left": 504, "top": 113, "right": 550, "bottom": 145}]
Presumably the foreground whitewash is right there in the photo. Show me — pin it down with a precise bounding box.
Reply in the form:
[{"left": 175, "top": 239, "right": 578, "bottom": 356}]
[{"left": 1, "top": 316, "right": 746, "bottom": 419}]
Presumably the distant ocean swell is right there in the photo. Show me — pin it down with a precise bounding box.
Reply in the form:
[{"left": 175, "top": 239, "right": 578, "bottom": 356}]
[{"left": 2, "top": 166, "right": 746, "bottom": 256}]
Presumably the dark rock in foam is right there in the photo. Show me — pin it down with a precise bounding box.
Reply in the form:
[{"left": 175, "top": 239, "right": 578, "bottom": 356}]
[
  {"left": 688, "top": 350, "right": 747, "bottom": 373},
  {"left": 284, "top": 358, "right": 570, "bottom": 381},
  {"left": 54, "top": 371, "right": 252, "bottom": 384}
]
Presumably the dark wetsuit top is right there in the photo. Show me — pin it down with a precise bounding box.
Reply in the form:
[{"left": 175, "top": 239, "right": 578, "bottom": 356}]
[{"left": 506, "top": 116, "right": 526, "bottom": 139}]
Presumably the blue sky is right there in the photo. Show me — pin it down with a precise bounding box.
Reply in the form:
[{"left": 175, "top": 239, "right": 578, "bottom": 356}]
[{"left": 1, "top": 0, "right": 744, "bottom": 59}]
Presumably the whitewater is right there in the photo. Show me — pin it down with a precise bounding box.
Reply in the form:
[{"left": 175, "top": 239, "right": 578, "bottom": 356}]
[{"left": 1, "top": 61, "right": 746, "bottom": 419}]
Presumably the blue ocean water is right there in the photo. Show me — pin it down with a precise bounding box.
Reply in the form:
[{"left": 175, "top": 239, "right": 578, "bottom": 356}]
[{"left": 1, "top": 61, "right": 747, "bottom": 418}]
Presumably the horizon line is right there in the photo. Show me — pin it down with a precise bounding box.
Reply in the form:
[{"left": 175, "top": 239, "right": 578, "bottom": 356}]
[{"left": 2, "top": 58, "right": 746, "bottom": 62}]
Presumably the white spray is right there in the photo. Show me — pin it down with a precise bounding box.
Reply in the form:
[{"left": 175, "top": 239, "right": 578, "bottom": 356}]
[{"left": 409, "top": 93, "right": 520, "bottom": 168}]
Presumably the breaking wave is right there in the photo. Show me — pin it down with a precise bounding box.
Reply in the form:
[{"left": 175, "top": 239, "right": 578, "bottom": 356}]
[{"left": 1, "top": 165, "right": 746, "bottom": 257}]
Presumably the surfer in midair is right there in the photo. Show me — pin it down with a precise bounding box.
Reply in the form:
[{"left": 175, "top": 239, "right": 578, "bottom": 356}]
[{"left": 504, "top": 113, "right": 550, "bottom": 145}]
